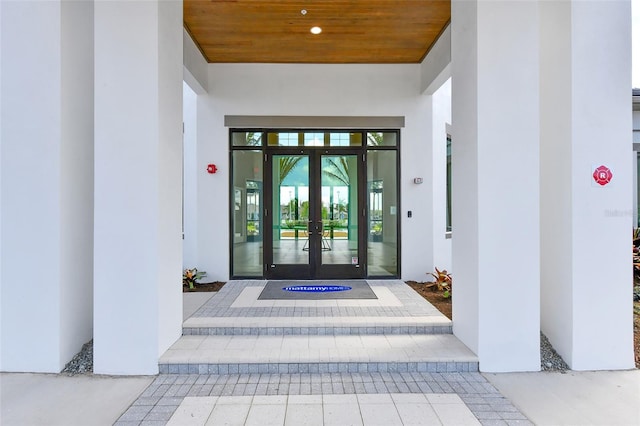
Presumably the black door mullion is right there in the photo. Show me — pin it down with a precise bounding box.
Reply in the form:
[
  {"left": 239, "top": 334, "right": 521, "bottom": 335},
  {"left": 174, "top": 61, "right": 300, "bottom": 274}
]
[
  {"left": 309, "top": 151, "right": 320, "bottom": 278},
  {"left": 358, "top": 147, "right": 367, "bottom": 276},
  {"left": 263, "top": 152, "right": 274, "bottom": 278}
]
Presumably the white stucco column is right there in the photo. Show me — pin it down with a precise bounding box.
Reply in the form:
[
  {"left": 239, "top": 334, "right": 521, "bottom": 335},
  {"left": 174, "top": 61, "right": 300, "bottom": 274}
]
[
  {"left": 94, "top": 0, "right": 183, "bottom": 374},
  {"left": 540, "top": 0, "right": 634, "bottom": 370},
  {"left": 1, "top": 0, "right": 94, "bottom": 372},
  {"left": 451, "top": 0, "right": 541, "bottom": 372}
]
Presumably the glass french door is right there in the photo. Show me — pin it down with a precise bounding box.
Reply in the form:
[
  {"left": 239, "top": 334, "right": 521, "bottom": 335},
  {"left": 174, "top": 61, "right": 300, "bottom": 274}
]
[{"left": 265, "top": 150, "right": 364, "bottom": 279}]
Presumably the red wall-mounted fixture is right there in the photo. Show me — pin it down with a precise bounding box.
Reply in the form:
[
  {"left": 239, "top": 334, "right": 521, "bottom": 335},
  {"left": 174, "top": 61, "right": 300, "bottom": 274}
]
[{"left": 206, "top": 164, "right": 218, "bottom": 174}]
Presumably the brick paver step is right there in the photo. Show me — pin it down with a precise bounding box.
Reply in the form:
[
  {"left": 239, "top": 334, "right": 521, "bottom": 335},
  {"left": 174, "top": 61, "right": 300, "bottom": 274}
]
[
  {"left": 159, "top": 334, "right": 478, "bottom": 374},
  {"left": 182, "top": 315, "right": 452, "bottom": 336}
]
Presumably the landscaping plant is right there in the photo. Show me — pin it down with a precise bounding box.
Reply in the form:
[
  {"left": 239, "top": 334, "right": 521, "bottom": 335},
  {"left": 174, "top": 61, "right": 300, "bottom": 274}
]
[
  {"left": 426, "top": 267, "right": 452, "bottom": 298},
  {"left": 183, "top": 268, "right": 207, "bottom": 290}
]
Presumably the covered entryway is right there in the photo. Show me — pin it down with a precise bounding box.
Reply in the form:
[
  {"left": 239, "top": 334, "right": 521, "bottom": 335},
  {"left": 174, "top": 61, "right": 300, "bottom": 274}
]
[{"left": 2, "top": 0, "right": 633, "bottom": 377}]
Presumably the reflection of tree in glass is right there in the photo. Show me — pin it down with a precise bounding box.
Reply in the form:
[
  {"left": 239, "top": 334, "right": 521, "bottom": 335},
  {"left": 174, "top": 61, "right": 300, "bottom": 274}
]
[
  {"left": 324, "top": 157, "right": 350, "bottom": 185},
  {"left": 367, "top": 132, "right": 383, "bottom": 146},
  {"left": 279, "top": 156, "right": 302, "bottom": 183},
  {"left": 246, "top": 132, "right": 262, "bottom": 146},
  {"left": 300, "top": 201, "right": 309, "bottom": 219},
  {"left": 370, "top": 180, "right": 383, "bottom": 190}
]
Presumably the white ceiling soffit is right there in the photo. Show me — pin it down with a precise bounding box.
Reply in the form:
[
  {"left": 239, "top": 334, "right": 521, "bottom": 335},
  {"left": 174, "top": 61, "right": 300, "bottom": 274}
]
[{"left": 224, "top": 116, "right": 405, "bottom": 129}]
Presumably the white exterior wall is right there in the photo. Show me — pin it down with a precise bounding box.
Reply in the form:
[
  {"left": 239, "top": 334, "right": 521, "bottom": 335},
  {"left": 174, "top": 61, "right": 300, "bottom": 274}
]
[
  {"left": 183, "top": 30, "right": 207, "bottom": 273},
  {"left": 93, "top": 0, "right": 183, "bottom": 375},
  {"left": 451, "top": 0, "right": 541, "bottom": 372},
  {"left": 1, "top": 0, "right": 94, "bottom": 372},
  {"left": 420, "top": 25, "right": 451, "bottom": 96},
  {"left": 540, "top": 0, "right": 634, "bottom": 370},
  {"left": 0, "top": 2, "right": 3, "bottom": 369},
  {"left": 431, "top": 79, "right": 453, "bottom": 273},
  {"left": 59, "top": 0, "right": 95, "bottom": 368},
  {"left": 194, "top": 64, "right": 435, "bottom": 281},
  {"left": 183, "top": 29, "right": 208, "bottom": 94},
  {"left": 183, "top": 83, "right": 199, "bottom": 269}
]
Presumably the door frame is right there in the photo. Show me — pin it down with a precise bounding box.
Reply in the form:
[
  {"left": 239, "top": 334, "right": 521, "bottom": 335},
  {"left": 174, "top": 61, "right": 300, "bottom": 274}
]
[
  {"left": 264, "top": 148, "right": 366, "bottom": 280},
  {"left": 228, "top": 129, "right": 402, "bottom": 280}
]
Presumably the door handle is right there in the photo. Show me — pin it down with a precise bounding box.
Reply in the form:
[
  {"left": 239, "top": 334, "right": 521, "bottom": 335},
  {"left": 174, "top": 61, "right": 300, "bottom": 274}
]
[{"left": 307, "top": 221, "right": 314, "bottom": 235}]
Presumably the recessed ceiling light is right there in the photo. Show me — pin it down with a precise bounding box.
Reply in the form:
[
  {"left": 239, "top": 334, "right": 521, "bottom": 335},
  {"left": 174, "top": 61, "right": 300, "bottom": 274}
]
[
  {"left": 301, "top": 9, "right": 307, "bottom": 15},
  {"left": 310, "top": 26, "right": 322, "bottom": 35}
]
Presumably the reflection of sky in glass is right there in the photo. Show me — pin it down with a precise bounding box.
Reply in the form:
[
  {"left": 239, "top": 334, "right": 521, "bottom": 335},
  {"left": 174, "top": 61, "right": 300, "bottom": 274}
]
[
  {"left": 280, "top": 157, "right": 350, "bottom": 187},
  {"left": 280, "top": 159, "right": 308, "bottom": 186},
  {"left": 304, "top": 133, "right": 324, "bottom": 146}
]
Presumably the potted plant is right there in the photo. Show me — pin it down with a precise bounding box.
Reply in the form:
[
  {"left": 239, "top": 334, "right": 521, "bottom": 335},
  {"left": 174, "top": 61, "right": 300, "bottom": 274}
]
[{"left": 370, "top": 222, "right": 382, "bottom": 242}]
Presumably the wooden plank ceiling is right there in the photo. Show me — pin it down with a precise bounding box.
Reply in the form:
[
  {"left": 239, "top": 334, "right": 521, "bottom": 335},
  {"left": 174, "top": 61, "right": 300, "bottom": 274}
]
[{"left": 184, "top": 0, "right": 451, "bottom": 64}]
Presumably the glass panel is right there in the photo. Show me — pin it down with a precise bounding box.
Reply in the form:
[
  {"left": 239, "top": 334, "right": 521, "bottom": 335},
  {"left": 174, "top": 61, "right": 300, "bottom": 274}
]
[
  {"left": 304, "top": 132, "right": 325, "bottom": 147},
  {"left": 329, "top": 132, "right": 362, "bottom": 147},
  {"left": 321, "top": 155, "right": 358, "bottom": 266},
  {"left": 232, "top": 150, "right": 263, "bottom": 276},
  {"left": 232, "top": 131, "right": 262, "bottom": 146},
  {"left": 268, "top": 132, "right": 300, "bottom": 146},
  {"left": 367, "top": 150, "right": 397, "bottom": 276},
  {"left": 367, "top": 132, "right": 397, "bottom": 146},
  {"left": 273, "top": 155, "right": 309, "bottom": 264},
  {"left": 267, "top": 132, "right": 363, "bottom": 147}
]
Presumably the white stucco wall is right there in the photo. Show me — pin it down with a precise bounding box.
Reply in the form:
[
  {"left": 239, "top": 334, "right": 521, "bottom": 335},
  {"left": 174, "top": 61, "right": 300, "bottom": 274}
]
[
  {"left": 540, "top": 0, "right": 634, "bottom": 370},
  {"left": 59, "top": 0, "right": 95, "bottom": 370},
  {"left": 0, "top": 0, "right": 4, "bottom": 371},
  {"left": 420, "top": 25, "right": 451, "bottom": 96},
  {"left": 431, "top": 79, "right": 453, "bottom": 273},
  {"left": 192, "top": 64, "right": 435, "bottom": 281},
  {"left": 183, "top": 83, "right": 199, "bottom": 270},
  {"left": 93, "top": 0, "right": 183, "bottom": 375},
  {"left": 183, "top": 29, "right": 208, "bottom": 94},
  {"left": 1, "top": 0, "right": 94, "bottom": 372},
  {"left": 452, "top": 0, "right": 541, "bottom": 372}
]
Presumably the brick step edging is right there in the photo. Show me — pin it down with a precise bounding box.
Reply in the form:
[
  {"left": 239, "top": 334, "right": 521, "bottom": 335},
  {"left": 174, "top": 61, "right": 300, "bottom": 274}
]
[
  {"left": 182, "top": 325, "right": 452, "bottom": 336},
  {"left": 158, "top": 361, "right": 478, "bottom": 375}
]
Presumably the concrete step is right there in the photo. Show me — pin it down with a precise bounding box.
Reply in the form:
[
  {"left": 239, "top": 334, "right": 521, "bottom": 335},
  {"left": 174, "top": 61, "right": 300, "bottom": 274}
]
[
  {"left": 158, "top": 334, "right": 478, "bottom": 374},
  {"left": 182, "top": 316, "right": 452, "bottom": 336}
]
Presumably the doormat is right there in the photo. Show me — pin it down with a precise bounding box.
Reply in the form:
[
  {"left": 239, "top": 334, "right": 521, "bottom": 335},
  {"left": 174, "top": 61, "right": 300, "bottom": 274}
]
[{"left": 258, "top": 280, "right": 378, "bottom": 300}]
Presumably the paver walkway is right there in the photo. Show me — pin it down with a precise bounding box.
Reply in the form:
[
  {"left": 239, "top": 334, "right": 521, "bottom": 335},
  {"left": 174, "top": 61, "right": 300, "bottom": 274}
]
[
  {"left": 115, "top": 280, "right": 532, "bottom": 425},
  {"left": 116, "top": 372, "right": 530, "bottom": 426}
]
